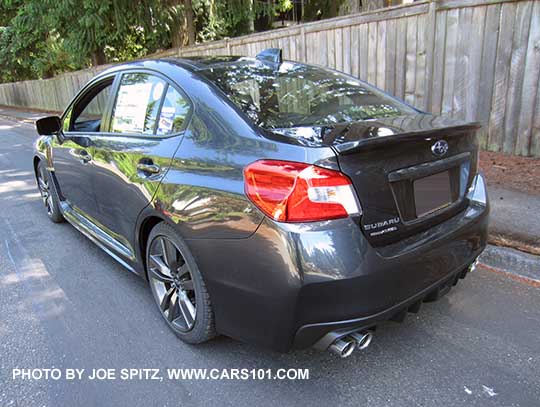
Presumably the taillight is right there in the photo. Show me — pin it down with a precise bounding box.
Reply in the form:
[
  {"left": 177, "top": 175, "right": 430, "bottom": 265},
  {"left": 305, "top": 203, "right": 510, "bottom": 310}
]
[{"left": 243, "top": 160, "right": 361, "bottom": 222}]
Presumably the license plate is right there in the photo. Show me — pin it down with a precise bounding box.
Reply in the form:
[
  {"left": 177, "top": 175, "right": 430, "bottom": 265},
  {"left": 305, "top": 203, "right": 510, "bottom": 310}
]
[{"left": 414, "top": 171, "right": 452, "bottom": 217}]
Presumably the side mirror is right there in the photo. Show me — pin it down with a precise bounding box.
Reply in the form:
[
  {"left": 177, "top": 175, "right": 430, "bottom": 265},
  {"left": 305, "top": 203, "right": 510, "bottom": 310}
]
[
  {"left": 36, "top": 116, "right": 62, "bottom": 135},
  {"left": 36, "top": 116, "right": 67, "bottom": 143}
]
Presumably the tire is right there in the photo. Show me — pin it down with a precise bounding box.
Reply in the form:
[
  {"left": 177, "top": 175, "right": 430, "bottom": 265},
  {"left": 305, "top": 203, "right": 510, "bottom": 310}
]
[
  {"left": 146, "top": 222, "right": 216, "bottom": 344},
  {"left": 36, "top": 160, "right": 64, "bottom": 223}
]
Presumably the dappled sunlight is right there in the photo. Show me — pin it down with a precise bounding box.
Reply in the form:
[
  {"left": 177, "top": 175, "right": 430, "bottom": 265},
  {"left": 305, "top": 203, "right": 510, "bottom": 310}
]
[
  {"left": 0, "top": 169, "right": 33, "bottom": 178},
  {"left": 3, "top": 239, "right": 69, "bottom": 321},
  {"left": 0, "top": 272, "right": 19, "bottom": 286},
  {"left": 0, "top": 179, "right": 34, "bottom": 194},
  {"left": 0, "top": 168, "right": 40, "bottom": 205}
]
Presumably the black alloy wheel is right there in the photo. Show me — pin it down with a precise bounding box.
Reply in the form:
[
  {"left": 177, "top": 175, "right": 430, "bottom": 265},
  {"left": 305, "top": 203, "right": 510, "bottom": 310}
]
[
  {"left": 36, "top": 161, "right": 64, "bottom": 223},
  {"left": 147, "top": 223, "right": 216, "bottom": 343}
]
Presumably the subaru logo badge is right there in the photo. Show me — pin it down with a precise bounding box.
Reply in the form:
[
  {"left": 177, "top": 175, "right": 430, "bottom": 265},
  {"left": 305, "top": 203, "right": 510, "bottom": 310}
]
[{"left": 431, "top": 140, "right": 448, "bottom": 157}]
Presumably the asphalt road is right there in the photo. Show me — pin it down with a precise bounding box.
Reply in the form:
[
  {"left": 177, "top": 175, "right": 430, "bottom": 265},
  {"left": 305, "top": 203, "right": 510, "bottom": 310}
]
[{"left": 1, "top": 117, "right": 539, "bottom": 407}]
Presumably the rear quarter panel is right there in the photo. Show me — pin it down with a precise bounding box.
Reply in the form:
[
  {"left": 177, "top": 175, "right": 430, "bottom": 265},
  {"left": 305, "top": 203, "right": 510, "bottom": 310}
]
[{"left": 150, "top": 64, "right": 339, "bottom": 239}]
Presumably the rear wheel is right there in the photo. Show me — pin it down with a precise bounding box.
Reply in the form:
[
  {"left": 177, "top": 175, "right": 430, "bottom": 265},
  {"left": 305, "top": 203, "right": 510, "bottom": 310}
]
[
  {"left": 146, "top": 222, "right": 216, "bottom": 344},
  {"left": 36, "top": 160, "right": 64, "bottom": 223}
]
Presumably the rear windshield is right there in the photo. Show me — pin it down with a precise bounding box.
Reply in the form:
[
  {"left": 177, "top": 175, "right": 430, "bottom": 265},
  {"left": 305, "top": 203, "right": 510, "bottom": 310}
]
[{"left": 200, "top": 61, "right": 415, "bottom": 129}]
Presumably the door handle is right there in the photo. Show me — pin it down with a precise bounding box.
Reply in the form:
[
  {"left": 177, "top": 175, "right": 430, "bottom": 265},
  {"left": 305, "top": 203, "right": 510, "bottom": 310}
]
[
  {"left": 79, "top": 150, "right": 92, "bottom": 164},
  {"left": 137, "top": 162, "right": 161, "bottom": 175}
]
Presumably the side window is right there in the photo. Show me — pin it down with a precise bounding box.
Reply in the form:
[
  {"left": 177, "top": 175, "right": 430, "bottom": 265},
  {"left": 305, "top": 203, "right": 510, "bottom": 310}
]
[
  {"left": 110, "top": 73, "right": 166, "bottom": 134},
  {"left": 156, "top": 86, "right": 191, "bottom": 135},
  {"left": 70, "top": 80, "right": 113, "bottom": 132}
]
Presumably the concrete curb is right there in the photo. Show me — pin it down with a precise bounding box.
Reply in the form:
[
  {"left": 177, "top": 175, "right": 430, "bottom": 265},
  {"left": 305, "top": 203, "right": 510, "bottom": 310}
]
[{"left": 478, "top": 245, "right": 540, "bottom": 287}]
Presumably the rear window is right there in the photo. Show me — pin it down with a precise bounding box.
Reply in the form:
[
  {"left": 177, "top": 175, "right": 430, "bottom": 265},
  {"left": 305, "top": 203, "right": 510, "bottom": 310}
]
[{"left": 200, "top": 61, "right": 415, "bottom": 129}]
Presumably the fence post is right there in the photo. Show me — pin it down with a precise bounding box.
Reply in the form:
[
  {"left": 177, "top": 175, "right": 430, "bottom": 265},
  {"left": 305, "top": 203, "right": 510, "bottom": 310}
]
[
  {"left": 424, "top": 0, "right": 438, "bottom": 112},
  {"left": 300, "top": 26, "right": 307, "bottom": 62}
]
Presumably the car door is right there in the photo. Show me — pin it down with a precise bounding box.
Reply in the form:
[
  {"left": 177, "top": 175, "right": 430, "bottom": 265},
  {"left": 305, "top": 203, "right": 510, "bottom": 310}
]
[
  {"left": 89, "top": 71, "right": 191, "bottom": 259},
  {"left": 53, "top": 75, "right": 116, "bottom": 221}
]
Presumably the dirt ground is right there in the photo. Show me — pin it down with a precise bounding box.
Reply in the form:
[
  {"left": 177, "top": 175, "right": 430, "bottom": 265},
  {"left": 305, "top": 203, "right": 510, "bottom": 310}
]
[{"left": 480, "top": 151, "right": 540, "bottom": 195}]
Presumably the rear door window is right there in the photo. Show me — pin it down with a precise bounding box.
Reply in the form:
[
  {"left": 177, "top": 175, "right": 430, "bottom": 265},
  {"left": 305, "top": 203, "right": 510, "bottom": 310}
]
[
  {"left": 110, "top": 73, "right": 166, "bottom": 134},
  {"left": 156, "top": 86, "right": 191, "bottom": 135}
]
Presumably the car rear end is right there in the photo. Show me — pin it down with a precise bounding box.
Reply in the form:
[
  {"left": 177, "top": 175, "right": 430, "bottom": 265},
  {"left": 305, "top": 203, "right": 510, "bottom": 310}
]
[
  {"left": 291, "top": 117, "right": 489, "bottom": 351},
  {"left": 196, "top": 57, "right": 489, "bottom": 353}
]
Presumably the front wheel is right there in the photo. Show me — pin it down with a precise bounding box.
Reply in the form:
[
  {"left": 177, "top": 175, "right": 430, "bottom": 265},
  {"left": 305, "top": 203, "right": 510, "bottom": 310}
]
[
  {"left": 36, "top": 160, "right": 64, "bottom": 223},
  {"left": 146, "top": 222, "right": 216, "bottom": 344}
]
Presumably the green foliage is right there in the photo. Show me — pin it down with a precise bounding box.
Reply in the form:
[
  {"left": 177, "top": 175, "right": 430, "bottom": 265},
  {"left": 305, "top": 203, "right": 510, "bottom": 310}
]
[
  {"left": 0, "top": 0, "right": 79, "bottom": 82},
  {"left": 302, "top": 0, "right": 346, "bottom": 20},
  {"left": 45, "top": 0, "right": 173, "bottom": 65},
  {"left": 0, "top": 0, "right": 345, "bottom": 83}
]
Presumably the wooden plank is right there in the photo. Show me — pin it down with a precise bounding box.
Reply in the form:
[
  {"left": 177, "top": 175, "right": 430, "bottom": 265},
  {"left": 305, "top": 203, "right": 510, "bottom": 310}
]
[
  {"left": 453, "top": 7, "right": 473, "bottom": 120},
  {"left": 431, "top": 9, "right": 447, "bottom": 114},
  {"left": 394, "top": 17, "right": 407, "bottom": 100},
  {"left": 414, "top": 14, "right": 427, "bottom": 109},
  {"left": 301, "top": 1, "right": 429, "bottom": 34},
  {"left": 305, "top": 32, "right": 316, "bottom": 63},
  {"left": 335, "top": 28, "right": 344, "bottom": 71},
  {"left": 404, "top": 15, "right": 417, "bottom": 106},
  {"left": 385, "top": 19, "right": 397, "bottom": 95},
  {"left": 376, "top": 20, "right": 387, "bottom": 90},
  {"left": 487, "top": 2, "right": 516, "bottom": 152},
  {"left": 438, "top": 0, "right": 520, "bottom": 11},
  {"left": 358, "top": 23, "right": 369, "bottom": 80},
  {"left": 328, "top": 29, "right": 336, "bottom": 69},
  {"left": 351, "top": 25, "right": 359, "bottom": 77},
  {"left": 515, "top": 0, "right": 540, "bottom": 156},
  {"left": 343, "top": 26, "right": 352, "bottom": 74},
  {"left": 503, "top": 0, "right": 532, "bottom": 154},
  {"left": 466, "top": 6, "right": 486, "bottom": 121},
  {"left": 441, "top": 8, "right": 459, "bottom": 115},
  {"left": 531, "top": 78, "right": 540, "bottom": 156},
  {"left": 423, "top": 1, "right": 437, "bottom": 111},
  {"left": 477, "top": 4, "right": 501, "bottom": 148},
  {"left": 367, "top": 22, "right": 378, "bottom": 85},
  {"left": 299, "top": 26, "right": 307, "bottom": 62},
  {"left": 289, "top": 33, "right": 297, "bottom": 61}
]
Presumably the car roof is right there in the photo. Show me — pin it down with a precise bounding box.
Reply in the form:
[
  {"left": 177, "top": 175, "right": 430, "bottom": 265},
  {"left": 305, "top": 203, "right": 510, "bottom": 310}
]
[
  {"left": 97, "top": 55, "right": 286, "bottom": 79},
  {"left": 161, "top": 55, "right": 296, "bottom": 72},
  {"left": 163, "top": 56, "right": 246, "bottom": 70}
]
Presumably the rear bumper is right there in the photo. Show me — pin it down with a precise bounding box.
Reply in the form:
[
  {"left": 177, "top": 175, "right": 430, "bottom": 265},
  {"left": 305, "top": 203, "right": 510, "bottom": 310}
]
[
  {"left": 295, "top": 256, "right": 479, "bottom": 350},
  {"left": 186, "top": 176, "right": 489, "bottom": 352}
]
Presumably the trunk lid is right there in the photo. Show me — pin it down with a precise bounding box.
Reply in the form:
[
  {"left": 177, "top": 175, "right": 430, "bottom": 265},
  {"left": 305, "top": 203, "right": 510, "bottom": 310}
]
[{"left": 274, "top": 114, "right": 481, "bottom": 246}]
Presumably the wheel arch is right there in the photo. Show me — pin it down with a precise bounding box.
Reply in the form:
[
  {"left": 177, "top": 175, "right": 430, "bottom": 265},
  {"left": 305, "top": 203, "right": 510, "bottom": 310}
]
[
  {"left": 135, "top": 209, "right": 170, "bottom": 280},
  {"left": 33, "top": 155, "right": 41, "bottom": 178}
]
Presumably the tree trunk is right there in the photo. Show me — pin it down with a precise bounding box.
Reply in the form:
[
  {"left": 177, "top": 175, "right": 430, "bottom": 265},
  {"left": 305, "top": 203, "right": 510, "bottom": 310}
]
[
  {"left": 169, "top": 0, "right": 183, "bottom": 48},
  {"left": 184, "top": 0, "right": 195, "bottom": 46},
  {"left": 248, "top": 0, "right": 255, "bottom": 33},
  {"left": 171, "top": 0, "right": 195, "bottom": 47},
  {"left": 91, "top": 48, "right": 106, "bottom": 66}
]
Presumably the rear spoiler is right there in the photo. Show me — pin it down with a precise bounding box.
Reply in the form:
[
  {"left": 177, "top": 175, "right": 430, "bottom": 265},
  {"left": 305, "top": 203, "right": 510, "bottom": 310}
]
[{"left": 330, "top": 122, "right": 482, "bottom": 155}]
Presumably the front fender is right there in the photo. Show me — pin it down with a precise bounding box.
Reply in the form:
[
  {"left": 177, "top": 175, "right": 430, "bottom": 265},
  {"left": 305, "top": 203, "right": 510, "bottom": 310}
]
[{"left": 33, "top": 135, "right": 54, "bottom": 171}]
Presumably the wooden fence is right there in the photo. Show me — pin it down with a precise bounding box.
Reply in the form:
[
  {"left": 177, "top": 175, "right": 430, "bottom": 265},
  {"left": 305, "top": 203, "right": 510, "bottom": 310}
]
[{"left": 0, "top": 0, "right": 539, "bottom": 156}]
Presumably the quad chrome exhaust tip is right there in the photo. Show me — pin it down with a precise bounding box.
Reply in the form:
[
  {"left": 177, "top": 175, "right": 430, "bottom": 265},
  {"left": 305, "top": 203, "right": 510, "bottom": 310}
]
[
  {"left": 328, "top": 337, "right": 356, "bottom": 358},
  {"left": 349, "top": 331, "right": 373, "bottom": 350},
  {"left": 328, "top": 331, "right": 373, "bottom": 358}
]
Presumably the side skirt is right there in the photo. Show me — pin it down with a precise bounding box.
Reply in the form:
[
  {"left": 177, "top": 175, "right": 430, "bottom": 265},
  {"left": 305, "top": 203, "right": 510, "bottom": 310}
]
[{"left": 59, "top": 201, "right": 138, "bottom": 275}]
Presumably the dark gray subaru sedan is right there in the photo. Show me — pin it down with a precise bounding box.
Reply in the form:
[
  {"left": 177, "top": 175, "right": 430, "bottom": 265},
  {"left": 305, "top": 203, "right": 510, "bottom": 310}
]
[{"left": 34, "top": 49, "right": 489, "bottom": 357}]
